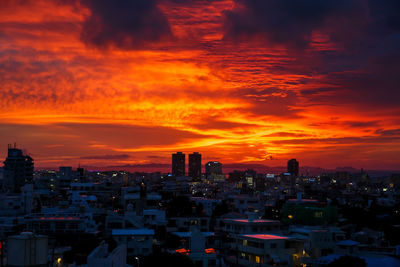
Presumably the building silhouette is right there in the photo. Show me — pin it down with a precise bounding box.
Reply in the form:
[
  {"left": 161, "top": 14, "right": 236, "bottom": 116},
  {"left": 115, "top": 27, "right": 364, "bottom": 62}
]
[
  {"left": 59, "top": 166, "right": 73, "bottom": 188},
  {"left": 205, "top": 161, "right": 222, "bottom": 177},
  {"left": 189, "top": 152, "right": 201, "bottom": 179},
  {"left": 287, "top": 159, "right": 299, "bottom": 177},
  {"left": 172, "top": 152, "right": 185, "bottom": 176},
  {"left": 3, "top": 144, "right": 34, "bottom": 193}
]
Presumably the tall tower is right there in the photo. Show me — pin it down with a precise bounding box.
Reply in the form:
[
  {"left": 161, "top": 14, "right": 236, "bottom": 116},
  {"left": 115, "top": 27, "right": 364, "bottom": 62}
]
[
  {"left": 287, "top": 159, "right": 299, "bottom": 177},
  {"left": 3, "top": 144, "right": 34, "bottom": 193},
  {"left": 189, "top": 152, "right": 201, "bottom": 180},
  {"left": 172, "top": 152, "right": 185, "bottom": 176}
]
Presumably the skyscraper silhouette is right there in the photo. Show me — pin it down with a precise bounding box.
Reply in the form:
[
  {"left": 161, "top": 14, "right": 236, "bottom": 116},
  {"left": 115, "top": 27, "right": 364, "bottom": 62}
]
[
  {"left": 3, "top": 144, "right": 34, "bottom": 193},
  {"left": 172, "top": 152, "right": 185, "bottom": 176},
  {"left": 287, "top": 159, "right": 299, "bottom": 177},
  {"left": 189, "top": 152, "right": 201, "bottom": 179}
]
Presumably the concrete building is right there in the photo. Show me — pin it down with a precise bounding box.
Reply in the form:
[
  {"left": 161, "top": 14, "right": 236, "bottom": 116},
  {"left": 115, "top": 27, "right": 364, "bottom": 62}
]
[
  {"left": 223, "top": 218, "right": 281, "bottom": 235},
  {"left": 191, "top": 197, "right": 221, "bottom": 216},
  {"left": 87, "top": 241, "right": 127, "bottom": 267},
  {"left": 288, "top": 226, "right": 346, "bottom": 259},
  {"left": 112, "top": 229, "right": 154, "bottom": 256},
  {"left": 24, "top": 212, "right": 98, "bottom": 234},
  {"left": 281, "top": 196, "right": 338, "bottom": 225},
  {"left": 228, "top": 234, "right": 304, "bottom": 267},
  {"left": 7, "top": 232, "right": 48, "bottom": 267},
  {"left": 189, "top": 152, "right": 202, "bottom": 180},
  {"left": 3, "top": 144, "right": 34, "bottom": 193},
  {"left": 172, "top": 152, "right": 185, "bottom": 177},
  {"left": 167, "top": 216, "right": 212, "bottom": 232},
  {"left": 174, "top": 229, "right": 221, "bottom": 267}
]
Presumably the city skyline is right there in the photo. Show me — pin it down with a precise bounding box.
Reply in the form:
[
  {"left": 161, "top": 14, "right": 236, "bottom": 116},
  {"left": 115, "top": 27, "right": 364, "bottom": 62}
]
[
  {"left": 1, "top": 1, "right": 400, "bottom": 170},
  {"left": 2, "top": 145, "right": 397, "bottom": 176}
]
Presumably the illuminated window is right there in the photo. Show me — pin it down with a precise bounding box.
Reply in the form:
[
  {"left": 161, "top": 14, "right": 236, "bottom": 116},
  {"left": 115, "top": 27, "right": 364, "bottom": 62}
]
[
  {"left": 256, "top": 256, "right": 260, "bottom": 263},
  {"left": 288, "top": 215, "right": 293, "bottom": 219},
  {"left": 314, "top": 212, "right": 323, "bottom": 218},
  {"left": 243, "top": 240, "right": 248, "bottom": 246}
]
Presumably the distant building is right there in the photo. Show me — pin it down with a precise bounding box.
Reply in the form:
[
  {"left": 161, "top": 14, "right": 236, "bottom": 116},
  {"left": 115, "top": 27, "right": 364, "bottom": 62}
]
[
  {"left": 3, "top": 144, "right": 34, "bottom": 193},
  {"left": 172, "top": 152, "right": 185, "bottom": 176},
  {"left": 205, "top": 161, "right": 222, "bottom": 176},
  {"left": 189, "top": 152, "right": 201, "bottom": 179},
  {"left": 287, "top": 159, "right": 299, "bottom": 177},
  {"left": 76, "top": 167, "right": 85, "bottom": 182}
]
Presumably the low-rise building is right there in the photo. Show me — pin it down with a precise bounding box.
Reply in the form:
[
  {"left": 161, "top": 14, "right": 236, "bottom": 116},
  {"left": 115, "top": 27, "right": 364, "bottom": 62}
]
[
  {"left": 7, "top": 232, "right": 48, "bottom": 267},
  {"left": 112, "top": 228, "right": 154, "bottom": 256},
  {"left": 87, "top": 241, "right": 127, "bottom": 267},
  {"left": 223, "top": 218, "right": 281, "bottom": 235},
  {"left": 227, "top": 233, "right": 304, "bottom": 267}
]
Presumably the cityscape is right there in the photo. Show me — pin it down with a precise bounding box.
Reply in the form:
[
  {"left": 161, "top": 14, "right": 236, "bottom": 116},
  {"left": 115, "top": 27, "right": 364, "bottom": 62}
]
[
  {"left": 1, "top": 0, "right": 400, "bottom": 267},
  {"left": 0, "top": 145, "right": 399, "bottom": 266}
]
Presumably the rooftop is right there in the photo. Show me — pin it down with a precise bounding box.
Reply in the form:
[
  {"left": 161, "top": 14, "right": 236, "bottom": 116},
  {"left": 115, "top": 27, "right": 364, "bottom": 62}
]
[
  {"left": 242, "top": 234, "right": 289, "bottom": 240},
  {"left": 173, "top": 232, "right": 214, "bottom": 238},
  {"left": 112, "top": 229, "right": 154, "bottom": 236},
  {"left": 227, "top": 219, "right": 279, "bottom": 224}
]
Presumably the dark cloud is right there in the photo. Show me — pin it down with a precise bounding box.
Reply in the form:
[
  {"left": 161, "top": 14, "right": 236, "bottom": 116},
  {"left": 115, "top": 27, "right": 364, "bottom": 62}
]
[
  {"left": 223, "top": 0, "right": 400, "bottom": 53},
  {"left": 271, "top": 135, "right": 400, "bottom": 145},
  {"left": 223, "top": 0, "right": 360, "bottom": 48},
  {"left": 307, "top": 54, "right": 400, "bottom": 108},
  {"left": 80, "top": 0, "right": 172, "bottom": 49},
  {"left": 376, "top": 128, "right": 400, "bottom": 136},
  {"left": 223, "top": 1, "right": 400, "bottom": 108}
]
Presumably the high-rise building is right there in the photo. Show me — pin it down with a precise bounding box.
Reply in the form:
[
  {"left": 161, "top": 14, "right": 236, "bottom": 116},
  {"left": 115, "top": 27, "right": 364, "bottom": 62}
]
[
  {"left": 205, "top": 161, "right": 222, "bottom": 177},
  {"left": 189, "top": 152, "right": 201, "bottom": 179},
  {"left": 3, "top": 144, "right": 34, "bottom": 193},
  {"left": 58, "top": 166, "right": 73, "bottom": 188},
  {"left": 287, "top": 159, "right": 299, "bottom": 177},
  {"left": 172, "top": 152, "right": 185, "bottom": 176}
]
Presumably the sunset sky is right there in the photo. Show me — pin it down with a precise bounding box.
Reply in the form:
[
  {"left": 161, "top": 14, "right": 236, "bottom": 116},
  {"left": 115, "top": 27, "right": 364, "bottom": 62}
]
[{"left": 1, "top": 0, "right": 400, "bottom": 170}]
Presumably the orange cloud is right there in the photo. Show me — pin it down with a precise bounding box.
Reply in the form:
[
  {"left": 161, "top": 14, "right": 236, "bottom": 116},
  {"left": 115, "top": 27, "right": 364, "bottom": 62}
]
[{"left": 0, "top": 0, "right": 399, "bottom": 170}]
